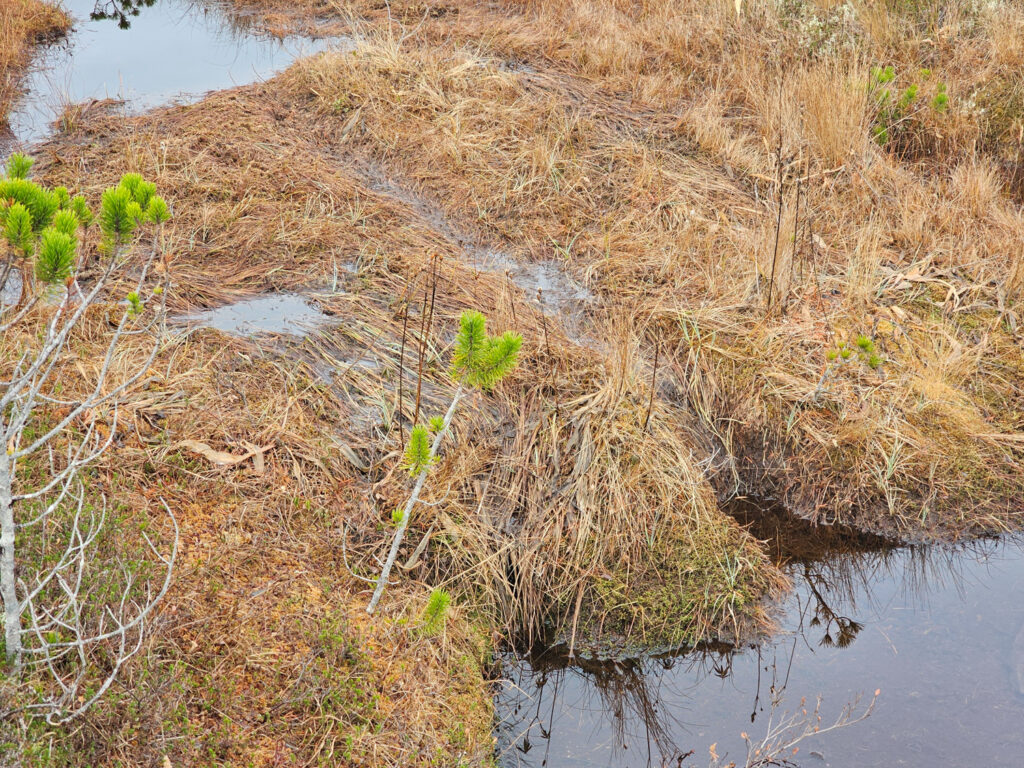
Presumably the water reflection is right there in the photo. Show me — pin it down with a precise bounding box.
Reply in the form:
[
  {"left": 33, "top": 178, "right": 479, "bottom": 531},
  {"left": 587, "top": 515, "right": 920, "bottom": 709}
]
[
  {"left": 496, "top": 504, "right": 1024, "bottom": 768},
  {"left": 89, "top": 0, "right": 158, "bottom": 28},
  {"left": 5, "top": 0, "right": 340, "bottom": 151}
]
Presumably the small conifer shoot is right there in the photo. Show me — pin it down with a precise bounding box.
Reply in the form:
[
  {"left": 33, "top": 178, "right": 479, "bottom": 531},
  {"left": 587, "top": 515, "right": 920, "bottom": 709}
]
[
  {"left": 421, "top": 589, "right": 451, "bottom": 636},
  {"left": 366, "top": 310, "right": 521, "bottom": 614},
  {"left": 0, "top": 154, "right": 177, "bottom": 723}
]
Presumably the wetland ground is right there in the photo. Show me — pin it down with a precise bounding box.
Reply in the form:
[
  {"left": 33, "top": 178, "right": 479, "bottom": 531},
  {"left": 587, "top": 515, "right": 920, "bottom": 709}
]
[{"left": 2, "top": 0, "right": 1024, "bottom": 765}]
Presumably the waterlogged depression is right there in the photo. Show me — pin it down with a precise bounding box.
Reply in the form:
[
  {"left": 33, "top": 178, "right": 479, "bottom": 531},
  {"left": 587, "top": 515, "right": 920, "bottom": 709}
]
[
  {"left": 175, "top": 292, "right": 333, "bottom": 337},
  {"left": 497, "top": 506, "right": 1024, "bottom": 768},
  {"left": 4, "top": 0, "right": 338, "bottom": 150}
]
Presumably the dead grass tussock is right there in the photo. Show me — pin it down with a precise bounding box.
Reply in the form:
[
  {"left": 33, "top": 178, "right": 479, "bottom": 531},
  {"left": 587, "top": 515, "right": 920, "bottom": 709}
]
[{"left": 284, "top": 29, "right": 1023, "bottom": 534}]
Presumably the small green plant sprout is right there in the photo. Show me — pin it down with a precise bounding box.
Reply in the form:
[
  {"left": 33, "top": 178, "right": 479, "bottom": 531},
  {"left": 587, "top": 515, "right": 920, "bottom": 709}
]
[
  {"left": 855, "top": 334, "right": 875, "bottom": 354},
  {"left": 366, "top": 310, "right": 522, "bottom": 614},
  {"left": 867, "top": 66, "right": 949, "bottom": 147},
  {"left": 126, "top": 291, "right": 143, "bottom": 315},
  {"left": 403, "top": 424, "right": 434, "bottom": 475},
  {"left": 449, "top": 310, "right": 522, "bottom": 390},
  {"left": 391, "top": 507, "right": 405, "bottom": 525},
  {"left": 0, "top": 159, "right": 177, "bottom": 723},
  {"left": 5, "top": 153, "right": 32, "bottom": 181},
  {"left": 814, "top": 334, "right": 885, "bottom": 401},
  {"left": 421, "top": 589, "right": 451, "bottom": 636},
  {"left": 428, "top": 415, "right": 445, "bottom": 433}
]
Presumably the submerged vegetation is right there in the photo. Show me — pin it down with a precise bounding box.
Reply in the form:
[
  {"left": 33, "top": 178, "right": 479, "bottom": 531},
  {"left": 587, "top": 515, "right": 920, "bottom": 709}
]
[{"left": 1, "top": 0, "right": 1023, "bottom": 763}]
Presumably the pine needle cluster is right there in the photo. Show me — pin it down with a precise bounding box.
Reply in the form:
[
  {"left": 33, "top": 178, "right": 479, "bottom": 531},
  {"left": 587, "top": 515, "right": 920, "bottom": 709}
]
[
  {"left": 421, "top": 589, "right": 451, "bottom": 636},
  {"left": 0, "top": 154, "right": 169, "bottom": 299},
  {"left": 450, "top": 310, "right": 522, "bottom": 390},
  {"left": 403, "top": 424, "right": 434, "bottom": 475}
]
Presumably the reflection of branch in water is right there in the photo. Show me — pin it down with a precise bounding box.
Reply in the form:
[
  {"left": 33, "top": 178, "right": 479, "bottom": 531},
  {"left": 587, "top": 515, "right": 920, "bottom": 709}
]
[
  {"left": 789, "top": 535, "right": 1018, "bottom": 644},
  {"left": 497, "top": 645, "right": 744, "bottom": 767},
  {"left": 90, "top": 0, "right": 157, "bottom": 29},
  {"left": 801, "top": 563, "right": 864, "bottom": 649},
  {"left": 496, "top": 522, "right": 1024, "bottom": 768}
]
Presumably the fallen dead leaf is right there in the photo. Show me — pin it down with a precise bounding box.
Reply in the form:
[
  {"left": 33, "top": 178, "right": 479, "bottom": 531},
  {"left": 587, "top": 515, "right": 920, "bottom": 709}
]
[{"left": 176, "top": 439, "right": 272, "bottom": 469}]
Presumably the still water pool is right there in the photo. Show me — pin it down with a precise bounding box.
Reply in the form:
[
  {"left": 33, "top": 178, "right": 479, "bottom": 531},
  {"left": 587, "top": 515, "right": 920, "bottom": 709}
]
[
  {"left": 496, "top": 505, "right": 1024, "bottom": 768},
  {"left": 5, "top": 0, "right": 334, "bottom": 150}
]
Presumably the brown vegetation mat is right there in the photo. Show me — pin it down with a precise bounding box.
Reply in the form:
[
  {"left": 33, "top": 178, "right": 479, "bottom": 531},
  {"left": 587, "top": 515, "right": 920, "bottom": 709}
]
[
  {"left": 213, "top": 0, "right": 1024, "bottom": 537},
  {"left": 264, "top": 5, "right": 1023, "bottom": 538},
  {"left": 8, "top": 0, "right": 1024, "bottom": 763},
  {"left": 8, "top": 62, "right": 780, "bottom": 762},
  {"left": 0, "top": 0, "right": 68, "bottom": 129},
  {"left": 3, "top": 318, "right": 494, "bottom": 766}
]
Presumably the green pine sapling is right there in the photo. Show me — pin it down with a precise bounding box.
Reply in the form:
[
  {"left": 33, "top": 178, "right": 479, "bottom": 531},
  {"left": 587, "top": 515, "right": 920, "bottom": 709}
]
[
  {"left": 420, "top": 588, "right": 451, "bottom": 636},
  {"left": 366, "top": 310, "right": 521, "bottom": 614},
  {"left": 0, "top": 154, "right": 177, "bottom": 723}
]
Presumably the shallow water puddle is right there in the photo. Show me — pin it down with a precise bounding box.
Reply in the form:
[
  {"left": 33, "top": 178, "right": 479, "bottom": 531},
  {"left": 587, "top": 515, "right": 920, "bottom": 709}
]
[
  {"left": 5, "top": 0, "right": 342, "bottom": 151},
  {"left": 175, "top": 292, "right": 332, "bottom": 337},
  {"left": 496, "top": 506, "right": 1024, "bottom": 768}
]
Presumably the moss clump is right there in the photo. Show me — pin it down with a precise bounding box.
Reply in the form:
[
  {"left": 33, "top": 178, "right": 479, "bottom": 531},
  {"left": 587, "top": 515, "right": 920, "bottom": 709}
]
[{"left": 586, "top": 519, "right": 781, "bottom": 652}]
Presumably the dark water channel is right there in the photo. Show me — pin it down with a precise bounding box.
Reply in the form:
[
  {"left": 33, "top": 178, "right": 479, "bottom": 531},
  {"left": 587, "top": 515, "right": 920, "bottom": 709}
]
[{"left": 496, "top": 504, "right": 1024, "bottom": 768}]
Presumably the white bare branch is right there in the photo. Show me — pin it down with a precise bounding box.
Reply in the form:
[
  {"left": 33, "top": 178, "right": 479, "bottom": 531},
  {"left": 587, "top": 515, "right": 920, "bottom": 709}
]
[{"left": 0, "top": 169, "right": 177, "bottom": 723}]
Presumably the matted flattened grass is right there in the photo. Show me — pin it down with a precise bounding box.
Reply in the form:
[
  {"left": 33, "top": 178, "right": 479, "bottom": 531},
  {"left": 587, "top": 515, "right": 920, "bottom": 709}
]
[{"left": 9, "top": 59, "right": 781, "bottom": 762}]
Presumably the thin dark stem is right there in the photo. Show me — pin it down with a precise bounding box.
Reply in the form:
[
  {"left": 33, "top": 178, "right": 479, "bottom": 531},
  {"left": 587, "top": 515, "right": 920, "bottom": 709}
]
[
  {"left": 425, "top": 254, "right": 439, "bottom": 346},
  {"left": 507, "top": 273, "right": 518, "bottom": 330},
  {"left": 767, "top": 132, "right": 784, "bottom": 314},
  {"left": 643, "top": 337, "right": 660, "bottom": 432},
  {"left": 413, "top": 272, "right": 430, "bottom": 426},
  {"left": 397, "top": 303, "right": 409, "bottom": 449}
]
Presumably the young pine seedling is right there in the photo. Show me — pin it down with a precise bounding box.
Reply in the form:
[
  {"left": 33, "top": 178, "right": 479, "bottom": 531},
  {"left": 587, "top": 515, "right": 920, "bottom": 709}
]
[
  {"left": 366, "top": 310, "right": 521, "bottom": 614},
  {"left": 420, "top": 589, "right": 451, "bottom": 636}
]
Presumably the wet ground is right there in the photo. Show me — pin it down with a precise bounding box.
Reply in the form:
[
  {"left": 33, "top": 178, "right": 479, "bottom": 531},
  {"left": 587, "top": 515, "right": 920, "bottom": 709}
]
[
  {"left": 496, "top": 503, "right": 1024, "bottom": 767},
  {"left": 12, "top": 7, "right": 1024, "bottom": 768},
  {"left": 175, "top": 292, "right": 333, "bottom": 336}
]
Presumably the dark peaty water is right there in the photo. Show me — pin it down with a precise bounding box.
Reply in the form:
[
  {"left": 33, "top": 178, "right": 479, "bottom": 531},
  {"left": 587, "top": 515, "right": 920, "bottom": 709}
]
[{"left": 496, "top": 504, "right": 1024, "bottom": 768}]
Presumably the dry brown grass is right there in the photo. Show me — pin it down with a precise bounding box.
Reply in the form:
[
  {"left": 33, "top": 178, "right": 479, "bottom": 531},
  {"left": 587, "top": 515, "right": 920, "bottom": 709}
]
[
  {"left": 8, "top": 0, "right": 1024, "bottom": 762},
  {"left": 0, "top": 0, "right": 68, "bottom": 128},
  {"left": 274, "top": 26, "right": 1023, "bottom": 535},
  {"left": 1, "top": 304, "right": 497, "bottom": 766}
]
